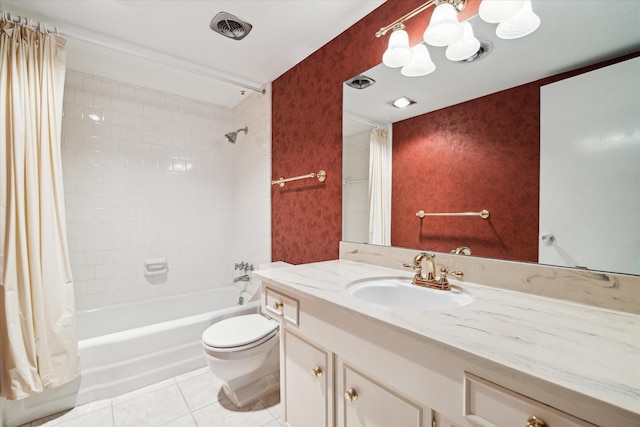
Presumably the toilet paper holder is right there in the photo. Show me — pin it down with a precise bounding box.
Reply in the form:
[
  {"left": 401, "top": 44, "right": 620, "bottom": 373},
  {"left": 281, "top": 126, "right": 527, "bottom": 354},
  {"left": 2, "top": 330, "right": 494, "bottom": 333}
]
[{"left": 144, "top": 258, "right": 168, "bottom": 276}]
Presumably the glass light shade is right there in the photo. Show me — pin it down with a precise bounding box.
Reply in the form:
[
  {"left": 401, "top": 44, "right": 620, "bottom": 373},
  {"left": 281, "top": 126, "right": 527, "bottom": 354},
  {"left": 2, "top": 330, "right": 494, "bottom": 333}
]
[
  {"left": 496, "top": 0, "right": 540, "bottom": 39},
  {"left": 445, "top": 22, "right": 480, "bottom": 61},
  {"left": 423, "top": 3, "right": 464, "bottom": 47},
  {"left": 401, "top": 44, "right": 436, "bottom": 77},
  {"left": 382, "top": 27, "right": 412, "bottom": 68},
  {"left": 479, "top": 0, "right": 525, "bottom": 24}
]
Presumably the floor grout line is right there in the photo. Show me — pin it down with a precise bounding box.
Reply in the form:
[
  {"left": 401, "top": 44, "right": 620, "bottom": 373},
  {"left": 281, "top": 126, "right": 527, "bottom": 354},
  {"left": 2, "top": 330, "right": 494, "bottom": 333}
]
[{"left": 25, "top": 368, "right": 281, "bottom": 427}]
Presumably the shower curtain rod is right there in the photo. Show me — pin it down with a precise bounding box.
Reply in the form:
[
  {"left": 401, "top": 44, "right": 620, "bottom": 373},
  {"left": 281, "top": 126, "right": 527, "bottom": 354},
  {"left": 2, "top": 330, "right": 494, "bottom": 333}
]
[
  {"left": 1, "top": 11, "right": 59, "bottom": 33},
  {"left": 344, "top": 112, "right": 387, "bottom": 130},
  {"left": 0, "top": 11, "right": 266, "bottom": 95}
]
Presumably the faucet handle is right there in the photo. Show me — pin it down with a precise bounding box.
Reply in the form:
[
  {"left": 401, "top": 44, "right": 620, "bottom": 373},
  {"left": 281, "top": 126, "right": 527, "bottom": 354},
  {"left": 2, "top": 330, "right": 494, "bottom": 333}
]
[{"left": 444, "top": 268, "right": 464, "bottom": 279}]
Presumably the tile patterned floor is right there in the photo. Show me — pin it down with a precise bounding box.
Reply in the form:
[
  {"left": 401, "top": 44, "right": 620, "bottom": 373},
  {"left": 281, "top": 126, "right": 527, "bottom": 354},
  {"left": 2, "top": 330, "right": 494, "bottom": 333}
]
[{"left": 20, "top": 368, "right": 281, "bottom": 427}]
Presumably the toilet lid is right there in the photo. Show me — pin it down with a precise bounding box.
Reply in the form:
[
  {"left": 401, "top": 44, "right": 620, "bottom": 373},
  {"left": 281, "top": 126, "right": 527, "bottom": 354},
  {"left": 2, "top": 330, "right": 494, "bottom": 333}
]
[{"left": 202, "top": 314, "right": 278, "bottom": 348}]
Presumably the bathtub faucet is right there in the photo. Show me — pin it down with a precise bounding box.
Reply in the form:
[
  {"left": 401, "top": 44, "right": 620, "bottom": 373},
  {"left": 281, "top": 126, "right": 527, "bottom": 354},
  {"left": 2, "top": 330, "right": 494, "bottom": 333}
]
[
  {"left": 233, "top": 274, "right": 250, "bottom": 282},
  {"left": 234, "top": 262, "right": 254, "bottom": 275}
]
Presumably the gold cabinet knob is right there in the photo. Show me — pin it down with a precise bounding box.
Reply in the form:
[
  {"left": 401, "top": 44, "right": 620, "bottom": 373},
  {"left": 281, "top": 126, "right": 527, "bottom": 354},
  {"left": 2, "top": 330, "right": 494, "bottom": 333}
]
[
  {"left": 344, "top": 388, "right": 358, "bottom": 402},
  {"left": 526, "top": 416, "right": 548, "bottom": 427},
  {"left": 311, "top": 367, "right": 323, "bottom": 378},
  {"left": 273, "top": 300, "right": 284, "bottom": 313}
]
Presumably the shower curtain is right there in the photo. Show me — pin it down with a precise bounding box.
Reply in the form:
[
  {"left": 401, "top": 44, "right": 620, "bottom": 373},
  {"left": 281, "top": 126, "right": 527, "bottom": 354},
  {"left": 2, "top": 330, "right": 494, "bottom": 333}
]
[
  {"left": 0, "top": 18, "right": 79, "bottom": 400},
  {"left": 368, "top": 127, "right": 391, "bottom": 246}
]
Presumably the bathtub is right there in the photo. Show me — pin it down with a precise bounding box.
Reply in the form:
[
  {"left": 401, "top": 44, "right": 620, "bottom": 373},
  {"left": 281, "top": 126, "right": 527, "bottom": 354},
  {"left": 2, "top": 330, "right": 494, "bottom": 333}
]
[{"left": 5, "top": 286, "right": 259, "bottom": 427}]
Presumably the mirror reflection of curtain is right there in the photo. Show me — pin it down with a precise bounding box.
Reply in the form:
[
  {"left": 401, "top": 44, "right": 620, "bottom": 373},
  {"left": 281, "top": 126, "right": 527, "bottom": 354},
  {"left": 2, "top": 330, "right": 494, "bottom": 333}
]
[
  {"left": 368, "top": 127, "right": 391, "bottom": 245},
  {"left": 0, "top": 19, "right": 79, "bottom": 399}
]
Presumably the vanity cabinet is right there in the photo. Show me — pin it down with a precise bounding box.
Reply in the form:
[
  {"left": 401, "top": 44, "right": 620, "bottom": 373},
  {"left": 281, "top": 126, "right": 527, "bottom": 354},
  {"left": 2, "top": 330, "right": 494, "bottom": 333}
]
[
  {"left": 262, "top": 280, "right": 630, "bottom": 427},
  {"left": 280, "top": 326, "right": 429, "bottom": 427},
  {"left": 268, "top": 285, "right": 433, "bottom": 427}
]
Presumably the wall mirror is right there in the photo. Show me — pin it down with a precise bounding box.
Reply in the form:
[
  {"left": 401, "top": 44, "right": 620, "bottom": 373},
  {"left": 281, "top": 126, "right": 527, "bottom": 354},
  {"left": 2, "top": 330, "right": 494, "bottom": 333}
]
[{"left": 342, "top": 1, "right": 640, "bottom": 276}]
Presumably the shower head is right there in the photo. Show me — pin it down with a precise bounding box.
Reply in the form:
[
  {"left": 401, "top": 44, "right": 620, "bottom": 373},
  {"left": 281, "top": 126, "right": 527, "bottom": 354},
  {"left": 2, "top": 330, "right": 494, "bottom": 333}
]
[
  {"left": 225, "top": 132, "right": 237, "bottom": 143},
  {"left": 224, "top": 127, "right": 248, "bottom": 143}
]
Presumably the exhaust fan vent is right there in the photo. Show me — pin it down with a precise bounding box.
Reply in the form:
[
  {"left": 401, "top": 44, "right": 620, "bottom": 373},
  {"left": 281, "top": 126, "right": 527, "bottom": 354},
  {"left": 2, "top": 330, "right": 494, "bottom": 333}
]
[
  {"left": 459, "top": 39, "right": 493, "bottom": 63},
  {"left": 210, "top": 12, "right": 252, "bottom": 40},
  {"left": 346, "top": 75, "right": 376, "bottom": 90}
]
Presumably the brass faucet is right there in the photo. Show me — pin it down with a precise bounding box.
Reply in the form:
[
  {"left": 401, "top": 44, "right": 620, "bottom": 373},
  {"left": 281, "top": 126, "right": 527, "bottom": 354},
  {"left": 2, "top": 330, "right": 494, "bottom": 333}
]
[{"left": 403, "top": 253, "right": 463, "bottom": 291}]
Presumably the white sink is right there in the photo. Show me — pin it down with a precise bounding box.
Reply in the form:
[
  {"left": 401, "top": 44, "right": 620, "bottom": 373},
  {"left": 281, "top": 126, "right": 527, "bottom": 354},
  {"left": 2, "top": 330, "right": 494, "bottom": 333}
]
[{"left": 347, "top": 276, "right": 473, "bottom": 310}]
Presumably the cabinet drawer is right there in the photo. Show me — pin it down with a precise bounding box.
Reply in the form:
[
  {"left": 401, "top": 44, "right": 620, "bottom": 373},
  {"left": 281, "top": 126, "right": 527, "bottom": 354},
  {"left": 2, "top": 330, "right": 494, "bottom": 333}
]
[
  {"left": 464, "top": 373, "right": 596, "bottom": 427},
  {"left": 264, "top": 287, "right": 299, "bottom": 325}
]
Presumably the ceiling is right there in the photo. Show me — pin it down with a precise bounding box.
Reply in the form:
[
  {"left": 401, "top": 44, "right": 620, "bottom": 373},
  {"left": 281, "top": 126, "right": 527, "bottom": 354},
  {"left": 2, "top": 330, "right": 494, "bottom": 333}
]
[
  {"left": 3, "top": 1, "right": 640, "bottom": 116},
  {"left": 0, "top": 0, "right": 386, "bottom": 108},
  {"left": 344, "top": 0, "right": 640, "bottom": 133}
]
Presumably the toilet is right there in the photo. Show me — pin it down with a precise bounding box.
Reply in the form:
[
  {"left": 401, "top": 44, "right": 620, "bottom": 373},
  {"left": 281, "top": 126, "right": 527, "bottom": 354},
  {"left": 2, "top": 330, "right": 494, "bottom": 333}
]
[{"left": 202, "top": 312, "right": 280, "bottom": 408}]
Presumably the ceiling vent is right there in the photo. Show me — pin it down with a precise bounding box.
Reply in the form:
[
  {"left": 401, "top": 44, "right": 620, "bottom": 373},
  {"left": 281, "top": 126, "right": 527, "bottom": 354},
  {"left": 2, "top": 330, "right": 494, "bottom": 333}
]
[
  {"left": 210, "top": 12, "right": 252, "bottom": 41},
  {"left": 346, "top": 75, "right": 376, "bottom": 90},
  {"left": 459, "top": 39, "right": 493, "bottom": 63}
]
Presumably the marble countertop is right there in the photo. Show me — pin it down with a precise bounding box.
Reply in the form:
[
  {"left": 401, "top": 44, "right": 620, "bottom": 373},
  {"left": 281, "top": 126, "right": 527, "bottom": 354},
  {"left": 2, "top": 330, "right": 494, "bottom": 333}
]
[{"left": 254, "top": 259, "right": 640, "bottom": 417}]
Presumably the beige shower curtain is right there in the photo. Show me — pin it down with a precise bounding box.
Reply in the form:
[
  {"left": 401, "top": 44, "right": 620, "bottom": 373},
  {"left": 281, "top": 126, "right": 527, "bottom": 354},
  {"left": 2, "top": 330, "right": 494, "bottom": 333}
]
[
  {"left": 0, "top": 19, "right": 79, "bottom": 400},
  {"left": 368, "top": 127, "right": 391, "bottom": 246}
]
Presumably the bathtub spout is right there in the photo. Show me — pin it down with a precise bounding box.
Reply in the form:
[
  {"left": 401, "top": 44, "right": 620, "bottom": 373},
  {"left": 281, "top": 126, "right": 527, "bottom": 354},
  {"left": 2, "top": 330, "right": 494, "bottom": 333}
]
[{"left": 234, "top": 274, "right": 250, "bottom": 282}]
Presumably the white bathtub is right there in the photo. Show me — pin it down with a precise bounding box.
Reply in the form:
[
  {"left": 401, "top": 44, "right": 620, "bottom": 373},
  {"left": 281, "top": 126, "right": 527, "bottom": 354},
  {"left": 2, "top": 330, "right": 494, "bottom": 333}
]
[{"left": 6, "top": 286, "right": 259, "bottom": 427}]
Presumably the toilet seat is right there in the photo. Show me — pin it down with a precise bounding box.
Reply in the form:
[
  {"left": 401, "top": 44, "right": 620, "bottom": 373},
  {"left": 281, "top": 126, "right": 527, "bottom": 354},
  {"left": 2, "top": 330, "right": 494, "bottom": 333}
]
[{"left": 202, "top": 314, "right": 279, "bottom": 352}]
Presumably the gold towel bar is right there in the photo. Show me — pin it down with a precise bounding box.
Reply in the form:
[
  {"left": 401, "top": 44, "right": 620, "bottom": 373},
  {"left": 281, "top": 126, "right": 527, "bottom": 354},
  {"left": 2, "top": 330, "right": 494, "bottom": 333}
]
[
  {"left": 416, "top": 209, "right": 490, "bottom": 219},
  {"left": 272, "top": 170, "right": 326, "bottom": 187}
]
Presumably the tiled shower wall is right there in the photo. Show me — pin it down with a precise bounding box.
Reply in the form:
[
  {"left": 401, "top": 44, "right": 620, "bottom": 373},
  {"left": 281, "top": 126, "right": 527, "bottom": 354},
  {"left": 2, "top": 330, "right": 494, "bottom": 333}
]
[
  {"left": 231, "top": 83, "right": 272, "bottom": 272},
  {"left": 342, "top": 129, "right": 369, "bottom": 244},
  {"left": 61, "top": 71, "right": 271, "bottom": 310}
]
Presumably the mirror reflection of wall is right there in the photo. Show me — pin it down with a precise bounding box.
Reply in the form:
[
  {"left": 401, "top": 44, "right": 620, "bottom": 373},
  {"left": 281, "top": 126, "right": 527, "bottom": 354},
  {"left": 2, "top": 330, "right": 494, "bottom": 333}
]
[
  {"left": 342, "top": 0, "right": 640, "bottom": 276},
  {"left": 342, "top": 117, "right": 371, "bottom": 243},
  {"left": 539, "top": 57, "right": 640, "bottom": 275},
  {"left": 343, "top": 114, "right": 392, "bottom": 246}
]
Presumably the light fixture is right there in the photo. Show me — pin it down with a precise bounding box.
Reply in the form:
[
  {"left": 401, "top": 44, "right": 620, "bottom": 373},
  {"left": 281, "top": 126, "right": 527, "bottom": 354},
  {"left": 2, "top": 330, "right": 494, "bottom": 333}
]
[
  {"left": 495, "top": 0, "right": 540, "bottom": 40},
  {"left": 423, "top": 3, "right": 464, "bottom": 47},
  {"left": 382, "top": 24, "right": 412, "bottom": 68},
  {"left": 401, "top": 44, "right": 436, "bottom": 77},
  {"left": 392, "top": 96, "right": 416, "bottom": 108},
  {"left": 376, "top": 0, "right": 540, "bottom": 77},
  {"left": 445, "top": 21, "right": 480, "bottom": 61},
  {"left": 478, "top": 0, "right": 524, "bottom": 23}
]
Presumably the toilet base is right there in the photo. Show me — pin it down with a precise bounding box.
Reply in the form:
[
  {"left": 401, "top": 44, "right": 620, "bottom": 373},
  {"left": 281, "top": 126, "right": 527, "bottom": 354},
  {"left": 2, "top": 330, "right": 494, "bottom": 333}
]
[
  {"left": 223, "top": 370, "right": 280, "bottom": 408},
  {"left": 215, "top": 344, "right": 280, "bottom": 408}
]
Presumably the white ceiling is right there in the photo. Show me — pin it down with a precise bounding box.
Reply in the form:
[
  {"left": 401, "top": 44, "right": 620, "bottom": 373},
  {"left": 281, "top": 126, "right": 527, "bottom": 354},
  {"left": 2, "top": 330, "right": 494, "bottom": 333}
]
[
  {"left": 344, "top": 0, "right": 640, "bottom": 134},
  {"left": 3, "top": 0, "right": 640, "bottom": 117},
  {"left": 0, "top": 0, "right": 386, "bottom": 107}
]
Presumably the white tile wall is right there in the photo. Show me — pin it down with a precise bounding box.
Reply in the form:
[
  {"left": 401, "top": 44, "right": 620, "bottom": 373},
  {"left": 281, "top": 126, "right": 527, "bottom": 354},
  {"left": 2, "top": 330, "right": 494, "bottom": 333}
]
[
  {"left": 231, "top": 84, "right": 272, "bottom": 270},
  {"left": 342, "top": 130, "right": 370, "bottom": 243},
  {"left": 62, "top": 71, "right": 271, "bottom": 310}
]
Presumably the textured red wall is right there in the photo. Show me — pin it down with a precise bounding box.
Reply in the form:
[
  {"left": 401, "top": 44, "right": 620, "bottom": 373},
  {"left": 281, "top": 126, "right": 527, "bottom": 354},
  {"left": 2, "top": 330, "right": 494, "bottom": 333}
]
[
  {"left": 389, "top": 52, "right": 640, "bottom": 262},
  {"left": 271, "top": 0, "right": 420, "bottom": 264},
  {"left": 392, "top": 84, "right": 540, "bottom": 262},
  {"left": 271, "top": 0, "right": 637, "bottom": 265},
  {"left": 272, "top": 0, "right": 480, "bottom": 264}
]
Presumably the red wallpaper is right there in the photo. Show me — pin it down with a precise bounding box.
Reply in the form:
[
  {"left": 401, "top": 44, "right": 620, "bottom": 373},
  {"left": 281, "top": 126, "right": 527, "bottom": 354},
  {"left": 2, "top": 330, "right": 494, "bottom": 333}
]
[
  {"left": 271, "top": 0, "right": 638, "bottom": 265},
  {"left": 392, "top": 84, "right": 540, "bottom": 261},
  {"left": 271, "top": 0, "right": 479, "bottom": 264}
]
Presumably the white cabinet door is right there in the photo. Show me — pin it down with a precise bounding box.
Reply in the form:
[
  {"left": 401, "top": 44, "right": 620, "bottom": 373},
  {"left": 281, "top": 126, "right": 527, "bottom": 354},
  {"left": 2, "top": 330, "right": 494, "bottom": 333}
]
[
  {"left": 339, "top": 363, "right": 426, "bottom": 427},
  {"left": 282, "top": 329, "right": 332, "bottom": 427}
]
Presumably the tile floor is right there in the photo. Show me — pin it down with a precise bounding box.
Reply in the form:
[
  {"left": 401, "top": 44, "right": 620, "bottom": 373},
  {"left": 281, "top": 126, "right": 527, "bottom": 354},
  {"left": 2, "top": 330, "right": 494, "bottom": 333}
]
[{"left": 21, "top": 368, "right": 281, "bottom": 427}]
